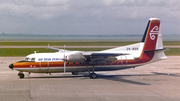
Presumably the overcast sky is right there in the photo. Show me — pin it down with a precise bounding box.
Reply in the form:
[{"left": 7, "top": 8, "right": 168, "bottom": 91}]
[{"left": 0, "top": 0, "right": 179, "bottom": 35}]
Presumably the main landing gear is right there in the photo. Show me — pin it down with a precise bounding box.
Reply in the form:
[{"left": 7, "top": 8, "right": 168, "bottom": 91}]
[
  {"left": 18, "top": 72, "right": 24, "bottom": 79},
  {"left": 89, "top": 73, "right": 97, "bottom": 79},
  {"left": 71, "top": 66, "right": 97, "bottom": 79},
  {"left": 71, "top": 71, "right": 97, "bottom": 79},
  {"left": 71, "top": 71, "right": 79, "bottom": 75},
  {"left": 87, "top": 65, "right": 97, "bottom": 79}
]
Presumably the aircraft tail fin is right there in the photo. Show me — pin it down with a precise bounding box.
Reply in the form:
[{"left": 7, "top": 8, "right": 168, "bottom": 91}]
[
  {"left": 142, "top": 18, "right": 161, "bottom": 51},
  {"left": 140, "top": 17, "right": 167, "bottom": 62}
]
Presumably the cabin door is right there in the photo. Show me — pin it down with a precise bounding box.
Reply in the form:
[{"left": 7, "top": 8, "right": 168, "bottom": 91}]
[{"left": 120, "top": 55, "right": 127, "bottom": 67}]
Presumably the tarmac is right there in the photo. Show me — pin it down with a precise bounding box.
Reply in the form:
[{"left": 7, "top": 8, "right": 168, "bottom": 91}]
[{"left": 0, "top": 56, "right": 180, "bottom": 101}]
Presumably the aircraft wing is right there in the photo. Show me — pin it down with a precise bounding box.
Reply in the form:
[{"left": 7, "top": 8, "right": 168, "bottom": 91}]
[
  {"left": 81, "top": 52, "right": 129, "bottom": 65},
  {"left": 83, "top": 52, "right": 128, "bottom": 57},
  {"left": 48, "top": 46, "right": 70, "bottom": 52}
]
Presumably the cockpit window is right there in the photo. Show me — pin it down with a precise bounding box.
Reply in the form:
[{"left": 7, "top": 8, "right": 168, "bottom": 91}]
[
  {"left": 25, "top": 58, "right": 29, "bottom": 61},
  {"left": 17, "top": 57, "right": 35, "bottom": 63},
  {"left": 31, "top": 58, "right": 35, "bottom": 61},
  {"left": 24, "top": 57, "right": 35, "bottom": 62}
]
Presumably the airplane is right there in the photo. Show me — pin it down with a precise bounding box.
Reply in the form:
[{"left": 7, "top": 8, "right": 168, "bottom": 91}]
[{"left": 9, "top": 17, "right": 167, "bottom": 79}]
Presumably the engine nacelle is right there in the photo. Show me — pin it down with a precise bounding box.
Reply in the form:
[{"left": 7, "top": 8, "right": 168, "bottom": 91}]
[
  {"left": 67, "top": 53, "right": 85, "bottom": 62},
  {"left": 106, "top": 57, "right": 117, "bottom": 62}
]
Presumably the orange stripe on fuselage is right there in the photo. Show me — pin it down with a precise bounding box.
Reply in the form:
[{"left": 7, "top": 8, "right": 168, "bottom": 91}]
[
  {"left": 13, "top": 61, "right": 64, "bottom": 68},
  {"left": 13, "top": 56, "right": 154, "bottom": 69}
]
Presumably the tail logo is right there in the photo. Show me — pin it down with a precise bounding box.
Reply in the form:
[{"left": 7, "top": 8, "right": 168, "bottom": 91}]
[{"left": 150, "top": 26, "right": 159, "bottom": 40}]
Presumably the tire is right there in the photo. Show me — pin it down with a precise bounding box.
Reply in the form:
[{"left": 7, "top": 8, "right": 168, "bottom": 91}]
[
  {"left": 89, "top": 73, "right": 97, "bottom": 79},
  {"left": 72, "top": 71, "right": 78, "bottom": 75},
  {"left": 18, "top": 73, "right": 24, "bottom": 79}
]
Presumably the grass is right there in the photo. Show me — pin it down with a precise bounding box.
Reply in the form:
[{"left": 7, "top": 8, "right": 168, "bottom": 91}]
[
  {"left": 0, "top": 48, "right": 109, "bottom": 56},
  {"left": 0, "top": 48, "right": 55, "bottom": 56},
  {"left": 164, "top": 48, "right": 180, "bottom": 56},
  {"left": 163, "top": 41, "right": 180, "bottom": 46},
  {"left": 0, "top": 41, "right": 137, "bottom": 46},
  {"left": 0, "top": 41, "right": 179, "bottom": 46},
  {"left": 0, "top": 48, "right": 179, "bottom": 56}
]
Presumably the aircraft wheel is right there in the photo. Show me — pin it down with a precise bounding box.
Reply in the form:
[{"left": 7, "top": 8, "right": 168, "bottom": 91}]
[
  {"left": 18, "top": 73, "right": 24, "bottom": 79},
  {"left": 89, "top": 73, "right": 97, "bottom": 79},
  {"left": 72, "top": 71, "right": 79, "bottom": 75}
]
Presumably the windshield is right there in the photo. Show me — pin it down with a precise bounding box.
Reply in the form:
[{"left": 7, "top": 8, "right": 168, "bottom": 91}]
[
  {"left": 24, "top": 57, "right": 35, "bottom": 62},
  {"left": 17, "top": 57, "right": 35, "bottom": 63}
]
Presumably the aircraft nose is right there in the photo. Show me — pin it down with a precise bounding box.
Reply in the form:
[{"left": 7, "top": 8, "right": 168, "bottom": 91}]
[{"left": 9, "top": 63, "right": 13, "bottom": 69}]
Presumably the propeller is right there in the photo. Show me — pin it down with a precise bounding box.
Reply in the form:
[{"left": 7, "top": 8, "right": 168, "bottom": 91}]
[{"left": 64, "top": 45, "right": 66, "bottom": 73}]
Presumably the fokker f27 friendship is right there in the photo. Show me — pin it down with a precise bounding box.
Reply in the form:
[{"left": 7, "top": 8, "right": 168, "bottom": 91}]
[{"left": 9, "top": 18, "right": 167, "bottom": 79}]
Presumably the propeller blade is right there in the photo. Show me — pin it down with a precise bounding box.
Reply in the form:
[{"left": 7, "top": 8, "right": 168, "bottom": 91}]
[
  {"left": 64, "top": 44, "right": 66, "bottom": 73},
  {"left": 64, "top": 60, "right": 66, "bottom": 73}
]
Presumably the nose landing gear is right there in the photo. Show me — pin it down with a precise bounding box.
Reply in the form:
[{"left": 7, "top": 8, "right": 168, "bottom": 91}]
[{"left": 18, "top": 72, "right": 24, "bottom": 79}]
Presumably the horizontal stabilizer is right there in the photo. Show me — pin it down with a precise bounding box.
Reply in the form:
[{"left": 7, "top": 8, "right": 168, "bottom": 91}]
[{"left": 144, "top": 48, "right": 168, "bottom": 53}]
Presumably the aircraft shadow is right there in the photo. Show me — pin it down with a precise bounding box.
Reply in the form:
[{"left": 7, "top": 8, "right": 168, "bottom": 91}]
[
  {"left": 152, "top": 72, "right": 180, "bottom": 77},
  {"left": 25, "top": 72, "right": 180, "bottom": 85},
  {"left": 95, "top": 74, "right": 151, "bottom": 85},
  {"left": 25, "top": 73, "right": 153, "bottom": 85}
]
